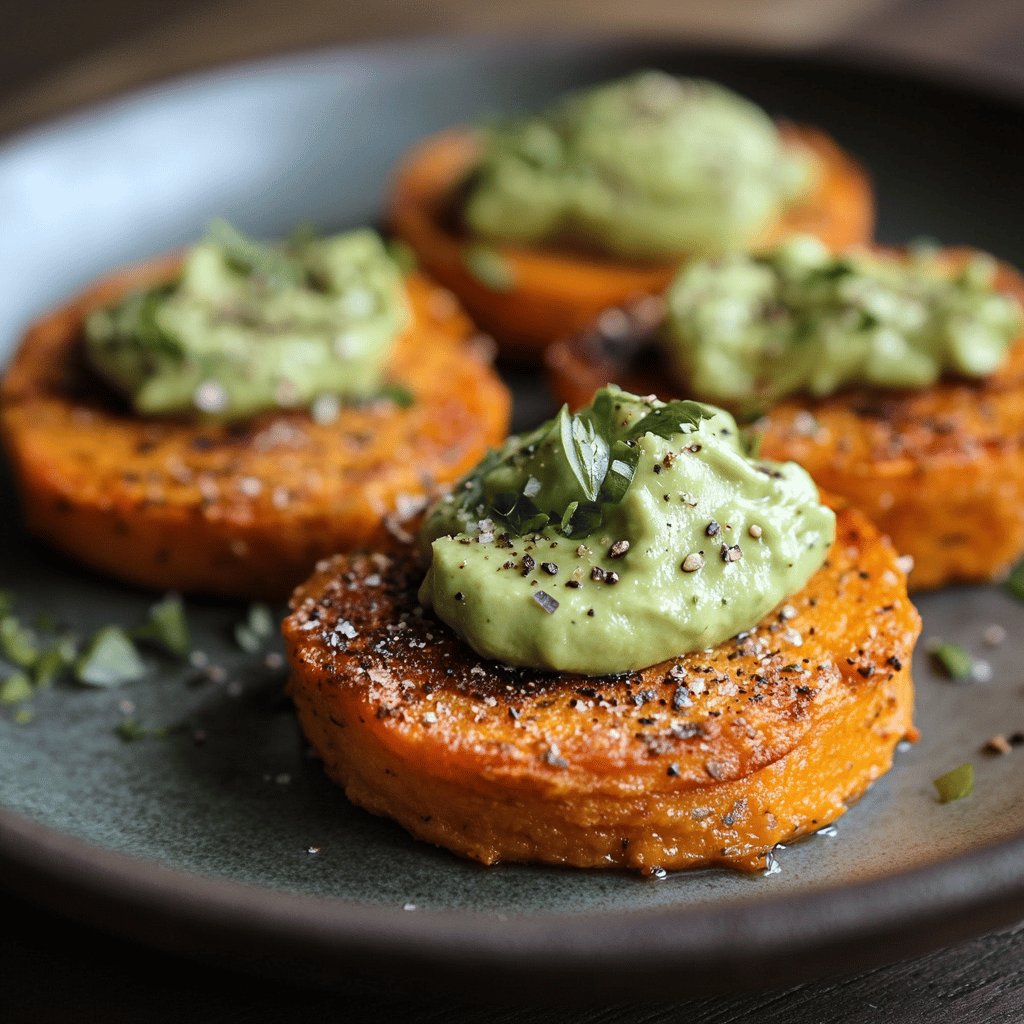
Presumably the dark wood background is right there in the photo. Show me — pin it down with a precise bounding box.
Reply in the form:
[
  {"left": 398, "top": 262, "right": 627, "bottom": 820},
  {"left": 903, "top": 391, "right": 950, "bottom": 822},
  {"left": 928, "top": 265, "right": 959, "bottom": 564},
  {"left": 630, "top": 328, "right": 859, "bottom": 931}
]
[{"left": 2, "top": 1, "right": 1024, "bottom": 1021}]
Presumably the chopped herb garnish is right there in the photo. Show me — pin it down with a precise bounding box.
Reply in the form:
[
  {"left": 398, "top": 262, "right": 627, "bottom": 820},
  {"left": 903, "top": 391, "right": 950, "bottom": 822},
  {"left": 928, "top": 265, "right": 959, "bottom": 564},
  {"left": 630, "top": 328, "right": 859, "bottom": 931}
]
[
  {"left": 462, "top": 245, "right": 516, "bottom": 291},
  {"left": 114, "top": 717, "right": 169, "bottom": 743},
  {"left": 743, "top": 429, "right": 764, "bottom": 459},
  {"left": 628, "top": 400, "right": 712, "bottom": 441},
  {"left": 930, "top": 642, "right": 973, "bottom": 682},
  {"left": 133, "top": 593, "right": 190, "bottom": 659},
  {"left": 1006, "top": 559, "right": 1024, "bottom": 601},
  {"left": 933, "top": 763, "right": 974, "bottom": 803},
  {"left": 235, "top": 603, "right": 277, "bottom": 653},
  {"left": 0, "top": 617, "right": 39, "bottom": 668},
  {"left": 14, "top": 707, "right": 33, "bottom": 725},
  {"left": 33, "top": 638, "right": 77, "bottom": 688},
  {"left": 0, "top": 672, "right": 33, "bottom": 705},
  {"left": 206, "top": 219, "right": 306, "bottom": 290},
  {"left": 385, "top": 239, "right": 418, "bottom": 275},
  {"left": 559, "top": 406, "right": 609, "bottom": 503},
  {"left": 75, "top": 627, "right": 146, "bottom": 687},
  {"left": 379, "top": 383, "right": 415, "bottom": 409}
]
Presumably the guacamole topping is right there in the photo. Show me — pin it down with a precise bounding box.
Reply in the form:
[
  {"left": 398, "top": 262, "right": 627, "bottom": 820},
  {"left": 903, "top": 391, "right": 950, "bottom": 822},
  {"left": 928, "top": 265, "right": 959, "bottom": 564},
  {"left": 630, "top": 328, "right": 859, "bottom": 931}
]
[
  {"left": 419, "top": 386, "right": 835, "bottom": 675},
  {"left": 85, "top": 222, "right": 409, "bottom": 421},
  {"left": 663, "top": 235, "right": 1022, "bottom": 413},
  {"left": 461, "top": 71, "right": 815, "bottom": 261}
]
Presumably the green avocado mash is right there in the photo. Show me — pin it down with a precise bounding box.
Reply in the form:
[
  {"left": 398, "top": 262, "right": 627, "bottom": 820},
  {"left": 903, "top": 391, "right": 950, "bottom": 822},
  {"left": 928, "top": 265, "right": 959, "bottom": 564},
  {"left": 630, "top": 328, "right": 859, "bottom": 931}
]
[
  {"left": 462, "top": 71, "right": 815, "bottom": 261},
  {"left": 419, "top": 386, "right": 835, "bottom": 676},
  {"left": 663, "top": 235, "right": 1022, "bottom": 413},
  {"left": 85, "top": 221, "right": 409, "bottom": 421}
]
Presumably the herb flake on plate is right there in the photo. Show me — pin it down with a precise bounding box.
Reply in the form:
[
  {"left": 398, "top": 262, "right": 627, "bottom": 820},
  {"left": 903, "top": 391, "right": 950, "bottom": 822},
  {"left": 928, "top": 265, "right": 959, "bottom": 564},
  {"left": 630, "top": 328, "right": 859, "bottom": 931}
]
[
  {"left": 75, "top": 626, "right": 146, "bottom": 687},
  {"left": 463, "top": 245, "right": 516, "bottom": 292},
  {"left": 930, "top": 641, "right": 974, "bottom": 682},
  {"left": 933, "top": 763, "right": 974, "bottom": 803}
]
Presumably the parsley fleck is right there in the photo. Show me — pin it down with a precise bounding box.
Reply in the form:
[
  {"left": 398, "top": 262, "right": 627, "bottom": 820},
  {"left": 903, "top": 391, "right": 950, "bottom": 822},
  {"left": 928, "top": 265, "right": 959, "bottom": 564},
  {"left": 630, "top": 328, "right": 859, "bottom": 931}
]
[
  {"left": 75, "top": 627, "right": 146, "bottom": 687},
  {"left": 385, "top": 239, "right": 418, "bottom": 275},
  {"left": 379, "top": 383, "right": 414, "bottom": 409},
  {"left": 133, "top": 593, "right": 190, "bottom": 659},
  {"left": 1006, "top": 559, "right": 1024, "bottom": 601},
  {"left": 933, "top": 763, "right": 974, "bottom": 803},
  {"left": 0, "top": 617, "right": 39, "bottom": 668},
  {"left": 0, "top": 672, "right": 33, "bottom": 705},
  {"left": 930, "top": 642, "right": 973, "bottom": 682},
  {"left": 235, "top": 603, "right": 277, "bottom": 653},
  {"left": 462, "top": 245, "right": 516, "bottom": 292}
]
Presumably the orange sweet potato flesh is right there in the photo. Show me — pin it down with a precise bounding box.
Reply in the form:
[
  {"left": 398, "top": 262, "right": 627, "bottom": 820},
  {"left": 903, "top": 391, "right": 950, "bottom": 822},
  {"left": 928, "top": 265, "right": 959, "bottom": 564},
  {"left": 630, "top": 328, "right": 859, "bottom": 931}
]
[
  {"left": 283, "top": 504, "right": 918, "bottom": 874},
  {"left": 0, "top": 258, "right": 511, "bottom": 599},
  {"left": 546, "top": 253, "right": 1024, "bottom": 591},
  {"left": 388, "top": 124, "right": 873, "bottom": 358}
]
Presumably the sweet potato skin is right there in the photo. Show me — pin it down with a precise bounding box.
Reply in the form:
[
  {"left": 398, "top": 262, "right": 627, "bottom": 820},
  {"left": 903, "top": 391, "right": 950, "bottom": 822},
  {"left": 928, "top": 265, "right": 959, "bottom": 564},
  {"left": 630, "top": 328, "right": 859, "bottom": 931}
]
[
  {"left": 546, "top": 253, "right": 1024, "bottom": 590},
  {"left": 284, "top": 505, "right": 918, "bottom": 873},
  {"left": 388, "top": 124, "right": 873, "bottom": 357},
  {"left": 0, "top": 259, "right": 511, "bottom": 599}
]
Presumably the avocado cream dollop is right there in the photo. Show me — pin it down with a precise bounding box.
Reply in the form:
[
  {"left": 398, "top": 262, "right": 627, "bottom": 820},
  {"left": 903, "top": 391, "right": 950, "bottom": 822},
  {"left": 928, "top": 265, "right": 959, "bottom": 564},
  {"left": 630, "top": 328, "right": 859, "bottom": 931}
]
[
  {"left": 419, "top": 387, "right": 835, "bottom": 676},
  {"left": 663, "top": 235, "right": 1022, "bottom": 413},
  {"left": 462, "top": 71, "right": 815, "bottom": 261},
  {"left": 85, "top": 222, "right": 409, "bottom": 421}
]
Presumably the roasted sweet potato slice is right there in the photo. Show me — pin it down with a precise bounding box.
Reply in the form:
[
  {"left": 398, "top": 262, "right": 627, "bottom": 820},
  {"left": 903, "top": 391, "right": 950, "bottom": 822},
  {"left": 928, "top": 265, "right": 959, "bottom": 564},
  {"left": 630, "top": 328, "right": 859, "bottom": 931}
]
[
  {"left": 0, "top": 259, "right": 511, "bottom": 599},
  {"left": 546, "top": 254, "right": 1024, "bottom": 590},
  {"left": 284, "top": 504, "right": 918, "bottom": 874},
  {"left": 388, "top": 125, "right": 873, "bottom": 358}
]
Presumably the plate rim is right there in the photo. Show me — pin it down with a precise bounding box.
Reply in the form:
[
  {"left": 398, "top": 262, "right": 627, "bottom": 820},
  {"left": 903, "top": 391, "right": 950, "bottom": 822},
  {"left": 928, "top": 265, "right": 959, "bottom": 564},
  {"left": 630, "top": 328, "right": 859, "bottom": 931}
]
[{"left": 2, "top": 35, "right": 1024, "bottom": 996}]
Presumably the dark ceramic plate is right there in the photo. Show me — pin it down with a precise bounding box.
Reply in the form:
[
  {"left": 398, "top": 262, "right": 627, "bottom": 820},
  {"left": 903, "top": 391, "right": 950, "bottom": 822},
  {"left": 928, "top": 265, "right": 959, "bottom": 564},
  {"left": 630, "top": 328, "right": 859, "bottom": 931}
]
[{"left": 1, "top": 39, "right": 1023, "bottom": 1000}]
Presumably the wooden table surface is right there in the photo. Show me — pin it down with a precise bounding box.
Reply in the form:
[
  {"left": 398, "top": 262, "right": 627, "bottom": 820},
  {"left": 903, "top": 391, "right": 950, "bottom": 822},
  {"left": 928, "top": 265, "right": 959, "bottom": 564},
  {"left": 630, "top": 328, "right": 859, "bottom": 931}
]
[{"left": 2, "top": 1, "right": 1024, "bottom": 1021}]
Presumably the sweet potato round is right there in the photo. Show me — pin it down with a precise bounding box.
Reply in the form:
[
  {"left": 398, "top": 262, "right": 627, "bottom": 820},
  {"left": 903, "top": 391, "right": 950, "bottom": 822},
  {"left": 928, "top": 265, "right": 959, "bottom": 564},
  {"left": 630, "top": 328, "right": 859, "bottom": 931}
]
[
  {"left": 284, "top": 504, "right": 918, "bottom": 874},
  {"left": 546, "top": 252, "right": 1024, "bottom": 590},
  {"left": 0, "top": 258, "right": 511, "bottom": 599},
  {"left": 388, "top": 124, "right": 873, "bottom": 358}
]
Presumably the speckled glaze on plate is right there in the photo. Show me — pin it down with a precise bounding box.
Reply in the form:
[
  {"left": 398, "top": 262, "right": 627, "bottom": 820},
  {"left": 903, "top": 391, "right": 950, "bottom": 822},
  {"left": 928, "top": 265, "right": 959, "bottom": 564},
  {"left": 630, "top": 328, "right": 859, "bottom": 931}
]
[{"left": 1, "top": 39, "right": 1023, "bottom": 999}]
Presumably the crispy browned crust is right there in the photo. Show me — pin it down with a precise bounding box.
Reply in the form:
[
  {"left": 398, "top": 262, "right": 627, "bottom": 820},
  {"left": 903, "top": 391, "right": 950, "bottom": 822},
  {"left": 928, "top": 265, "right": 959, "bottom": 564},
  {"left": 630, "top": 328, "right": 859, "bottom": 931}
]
[
  {"left": 388, "top": 124, "right": 874, "bottom": 358},
  {"left": 283, "top": 504, "right": 919, "bottom": 874},
  {"left": 0, "top": 259, "right": 511, "bottom": 599},
  {"left": 546, "top": 252, "right": 1024, "bottom": 590}
]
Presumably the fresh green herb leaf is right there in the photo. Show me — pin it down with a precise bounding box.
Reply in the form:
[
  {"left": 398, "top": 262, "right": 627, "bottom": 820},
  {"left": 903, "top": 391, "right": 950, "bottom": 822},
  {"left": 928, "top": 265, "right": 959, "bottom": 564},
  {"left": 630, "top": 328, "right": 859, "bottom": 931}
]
[
  {"left": 113, "top": 716, "right": 172, "bottom": 741},
  {"left": 385, "top": 239, "right": 418, "bottom": 275},
  {"left": 234, "top": 626, "right": 263, "bottom": 654},
  {"left": 560, "top": 501, "right": 579, "bottom": 534},
  {"left": 75, "top": 627, "right": 146, "bottom": 687},
  {"left": 563, "top": 502, "right": 603, "bottom": 537},
  {"left": 114, "top": 717, "right": 169, "bottom": 742},
  {"left": 933, "top": 763, "right": 974, "bottom": 803},
  {"left": 628, "top": 399, "right": 712, "bottom": 441},
  {"left": 930, "top": 642, "right": 974, "bottom": 682},
  {"left": 247, "top": 604, "right": 276, "bottom": 639},
  {"left": 206, "top": 219, "right": 305, "bottom": 289},
  {"left": 134, "top": 593, "right": 190, "bottom": 659},
  {"left": 33, "top": 638, "right": 77, "bottom": 688},
  {"left": 0, "top": 672, "right": 33, "bottom": 705},
  {"left": 14, "top": 707, "right": 33, "bottom": 725},
  {"left": 1006, "top": 559, "right": 1024, "bottom": 601},
  {"left": 558, "top": 406, "right": 609, "bottom": 503},
  {"left": 744, "top": 429, "right": 764, "bottom": 460},
  {"left": 114, "top": 718, "right": 150, "bottom": 742},
  {"left": 463, "top": 245, "right": 516, "bottom": 292},
  {"left": 379, "top": 383, "right": 415, "bottom": 409},
  {"left": 234, "top": 603, "right": 277, "bottom": 654},
  {"left": 0, "top": 617, "right": 39, "bottom": 668}
]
